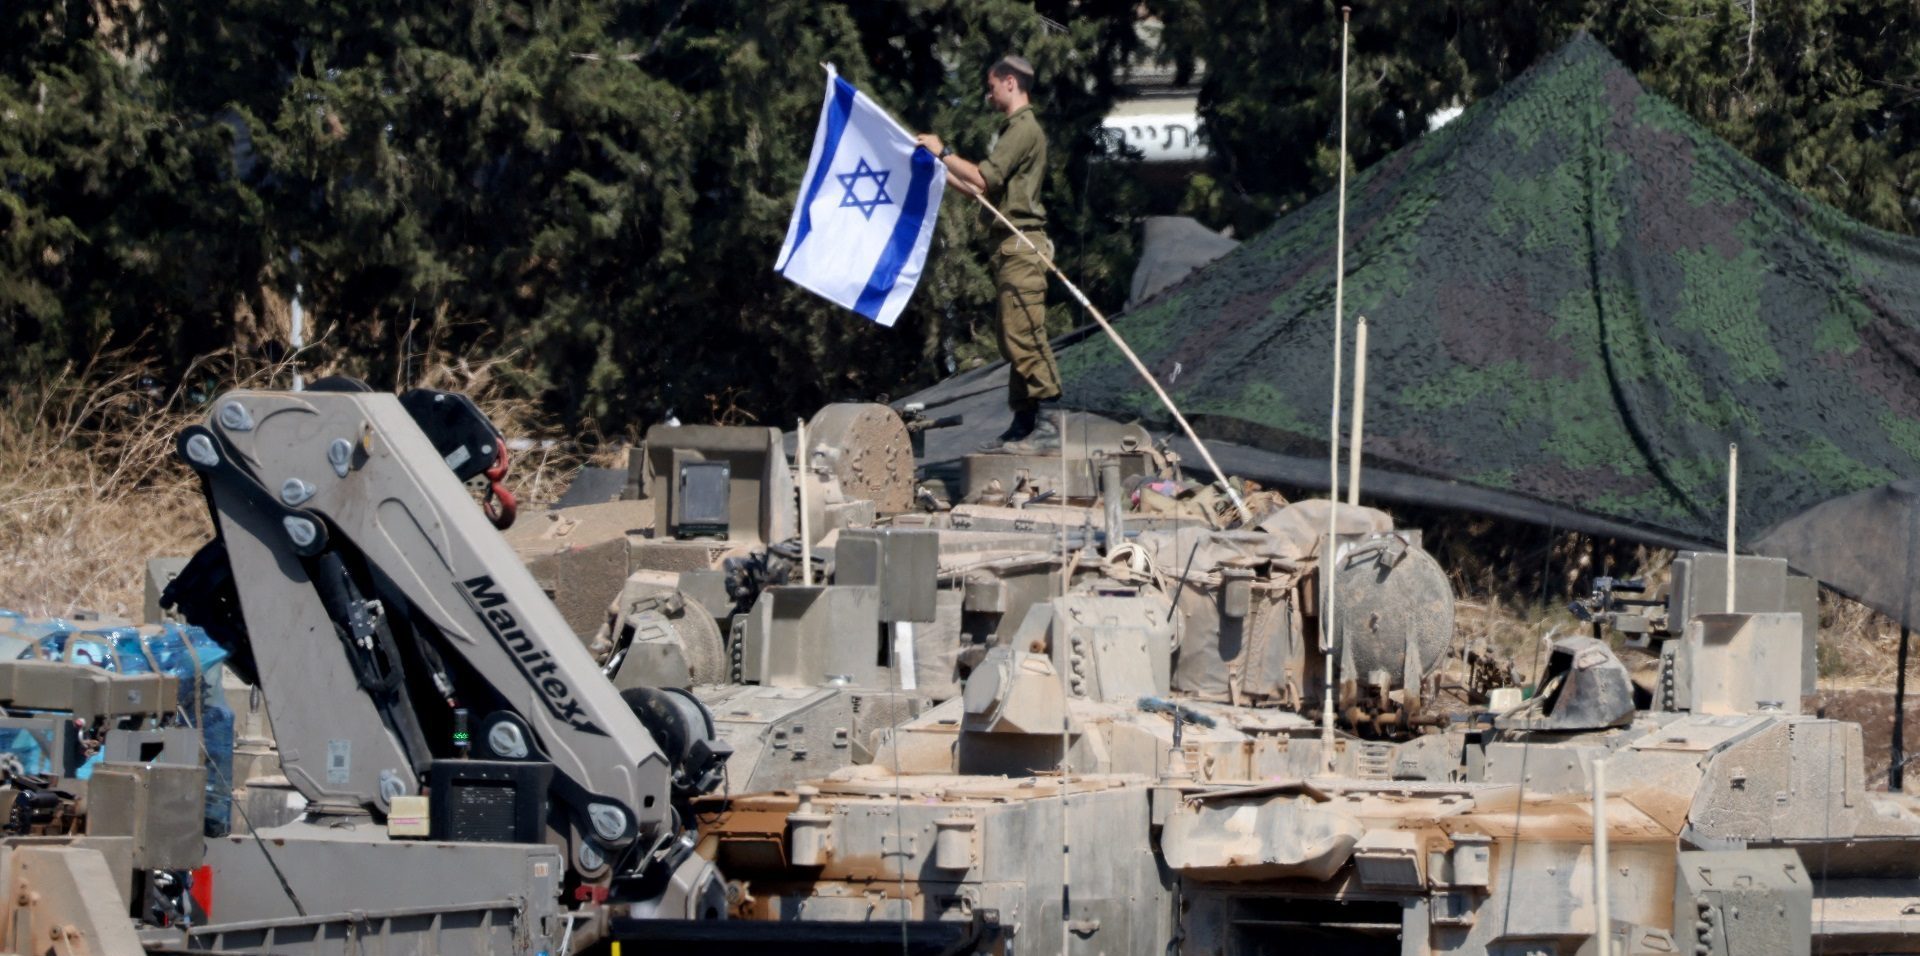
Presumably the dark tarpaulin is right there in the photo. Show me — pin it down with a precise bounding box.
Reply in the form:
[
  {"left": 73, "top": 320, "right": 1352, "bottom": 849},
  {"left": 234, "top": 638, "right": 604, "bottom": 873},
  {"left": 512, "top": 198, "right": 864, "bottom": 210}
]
[
  {"left": 1752, "top": 480, "right": 1920, "bottom": 633},
  {"left": 1035, "top": 33, "right": 1920, "bottom": 554},
  {"left": 1754, "top": 479, "right": 1920, "bottom": 789}
]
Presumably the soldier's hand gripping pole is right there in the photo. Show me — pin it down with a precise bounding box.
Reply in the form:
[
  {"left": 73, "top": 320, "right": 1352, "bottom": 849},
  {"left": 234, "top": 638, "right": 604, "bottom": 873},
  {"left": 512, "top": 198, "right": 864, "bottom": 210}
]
[{"left": 958, "top": 184, "right": 1253, "bottom": 524}]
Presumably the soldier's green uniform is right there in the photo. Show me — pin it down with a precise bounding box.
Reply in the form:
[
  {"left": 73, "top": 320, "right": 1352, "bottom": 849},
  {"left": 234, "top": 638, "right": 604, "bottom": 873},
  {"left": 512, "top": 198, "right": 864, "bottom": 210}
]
[{"left": 978, "top": 104, "right": 1058, "bottom": 414}]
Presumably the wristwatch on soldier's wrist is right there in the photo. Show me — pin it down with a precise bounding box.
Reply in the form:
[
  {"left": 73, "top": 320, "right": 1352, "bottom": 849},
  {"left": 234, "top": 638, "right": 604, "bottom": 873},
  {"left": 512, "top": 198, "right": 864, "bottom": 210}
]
[{"left": 939, "top": 145, "right": 953, "bottom": 158}]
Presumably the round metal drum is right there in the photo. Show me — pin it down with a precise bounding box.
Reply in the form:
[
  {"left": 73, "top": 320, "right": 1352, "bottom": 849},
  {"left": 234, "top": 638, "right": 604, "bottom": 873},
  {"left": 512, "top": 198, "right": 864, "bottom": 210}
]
[
  {"left": 806, "top": 403, "right": 916, "bottom": 514},
  {"left": 1331, "top": 534, "right": 1455, "bottom": 687}
]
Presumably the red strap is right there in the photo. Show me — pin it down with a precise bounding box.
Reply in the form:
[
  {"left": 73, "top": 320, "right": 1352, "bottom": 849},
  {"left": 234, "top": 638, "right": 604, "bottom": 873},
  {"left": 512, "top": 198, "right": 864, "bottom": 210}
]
[
  {"left": 482, "top": 444, "right": 517, "bottom": 530},
  {"left": 189, "top": 864, "right": 214, "bottom": 921}
]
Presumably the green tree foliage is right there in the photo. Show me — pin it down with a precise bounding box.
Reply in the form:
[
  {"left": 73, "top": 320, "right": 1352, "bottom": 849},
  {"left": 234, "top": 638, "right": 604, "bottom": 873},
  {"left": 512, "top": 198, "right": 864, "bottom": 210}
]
[
  {"left": 0, "top": 1, "right": 271, "bottom": 381},
  {"left": 1156, "top": 0, "right": 1920, "bottom": 238},
  {"left": 1595, "top": 0, "right": 1920, "bottom": 236},
  {"left": 3, "top": 0, "right": 1144, "bottom": 431},
  {"left": 7, "top": 1, "right": 1917, "bottom": 431}
]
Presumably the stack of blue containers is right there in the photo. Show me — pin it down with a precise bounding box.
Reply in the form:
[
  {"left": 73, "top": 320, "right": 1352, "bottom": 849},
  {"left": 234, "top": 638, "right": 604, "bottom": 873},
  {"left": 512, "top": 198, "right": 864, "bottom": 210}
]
[{"left": 0, "top": 611, "right": 236, "bottom": 835}]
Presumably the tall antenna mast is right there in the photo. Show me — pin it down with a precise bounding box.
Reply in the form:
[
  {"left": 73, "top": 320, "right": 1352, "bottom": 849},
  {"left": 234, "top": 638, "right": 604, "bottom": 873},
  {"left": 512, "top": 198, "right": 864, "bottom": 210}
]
[
  {"left": 1726, "top": 442, "right": 1738, "bottom": 610},
  {"left": 1347, "top": 316, "right": 1369, "bottom": 505},
  {"left": 1321, "top": 5, "right": 1354, "bottom": 770}
]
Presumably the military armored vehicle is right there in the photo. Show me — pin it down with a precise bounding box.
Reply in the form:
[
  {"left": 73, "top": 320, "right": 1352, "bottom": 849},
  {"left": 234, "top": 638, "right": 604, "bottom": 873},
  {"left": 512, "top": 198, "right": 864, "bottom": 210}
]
[
  {"left": 677, "top": 546, "right": 1920, "bottom": 955},
  {"left": 2, "top": 386, "right": 1916, "bottom": 956},
  {"left": 574, "top": 407, "right": 1920, "bottom": 956}
]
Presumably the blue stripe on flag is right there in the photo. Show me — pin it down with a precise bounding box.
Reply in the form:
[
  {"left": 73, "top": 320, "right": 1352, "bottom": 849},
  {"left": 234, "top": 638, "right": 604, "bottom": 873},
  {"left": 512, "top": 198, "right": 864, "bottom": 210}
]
[
  {"left": 780, "top": 78, "right": 858, "bottom": 272},
  {"left": 853, "top": 146, "right": 938, "bottom": 320}
]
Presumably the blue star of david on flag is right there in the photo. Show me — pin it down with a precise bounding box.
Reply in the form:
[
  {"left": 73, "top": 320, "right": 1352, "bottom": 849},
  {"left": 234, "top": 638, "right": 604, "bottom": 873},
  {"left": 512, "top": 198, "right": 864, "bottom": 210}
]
[
  {"left": 836, "top": 158, "right": 893, "bottom": 220},
  {"left": 775, "top": 66, "right": 947, "bottom": 327}
]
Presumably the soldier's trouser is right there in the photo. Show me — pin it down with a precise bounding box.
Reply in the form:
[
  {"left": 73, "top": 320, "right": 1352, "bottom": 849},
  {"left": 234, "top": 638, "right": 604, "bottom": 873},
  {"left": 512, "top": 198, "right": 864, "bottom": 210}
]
[{"left": 992, "top": 232, "right": 1060, "bottom": 412}]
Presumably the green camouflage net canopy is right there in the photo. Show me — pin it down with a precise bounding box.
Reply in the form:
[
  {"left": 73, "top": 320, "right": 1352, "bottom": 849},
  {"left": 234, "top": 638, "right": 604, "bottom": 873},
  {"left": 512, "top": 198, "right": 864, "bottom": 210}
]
[{"left": 1056, "top": 33, "right": 1920, "bottom": 548}]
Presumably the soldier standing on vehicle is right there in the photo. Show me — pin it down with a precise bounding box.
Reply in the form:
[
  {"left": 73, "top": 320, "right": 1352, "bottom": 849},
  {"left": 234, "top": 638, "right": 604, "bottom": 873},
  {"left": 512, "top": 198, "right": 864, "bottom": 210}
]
[{"left": 916, "top": 54, "right": 1059, "bottom": 450}]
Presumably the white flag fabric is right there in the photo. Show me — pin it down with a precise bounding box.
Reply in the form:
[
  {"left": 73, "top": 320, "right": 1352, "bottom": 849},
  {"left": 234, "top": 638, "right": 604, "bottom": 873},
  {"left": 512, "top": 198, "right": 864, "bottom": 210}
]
[{"left": 775, "top": 67, "right": 945, "bottom": 327}]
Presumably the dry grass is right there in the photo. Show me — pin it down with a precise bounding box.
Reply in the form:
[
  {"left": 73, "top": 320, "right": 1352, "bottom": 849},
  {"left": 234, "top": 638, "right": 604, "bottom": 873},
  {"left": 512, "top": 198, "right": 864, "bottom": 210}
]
[
  {"left": 0, "top": 351, "right": 591, "bottom": 621},
  {"left": 0, "top": 354, "right": 227, "bottom": 620},
  {"left": 1418, "top": 509, "right": 1915, "bottom": 690},
  {"left": 1816, "top": 592, "right": 1912, "bottom": 688}
]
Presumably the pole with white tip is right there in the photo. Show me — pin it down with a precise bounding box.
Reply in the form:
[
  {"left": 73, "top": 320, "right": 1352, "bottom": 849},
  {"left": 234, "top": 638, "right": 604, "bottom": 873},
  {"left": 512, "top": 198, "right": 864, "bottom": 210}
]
[
  {"left": 1593, "top": 756, "right": 1611, "bottom": 956},
  {"left": 1347, "top": 316, "right": 1368, "bottom": 506},
  {"left": 798, "top": 418, "right": 813, "bottom": 587},
  {"left": 1321, "top": 5, "right": 1354, "bottom": 771},
  {"left": 1726, "top": 442, "right": 1738, "bottom": 611},
  {"left": 289, "top": 247, "right": 305, "bottom": 391}
]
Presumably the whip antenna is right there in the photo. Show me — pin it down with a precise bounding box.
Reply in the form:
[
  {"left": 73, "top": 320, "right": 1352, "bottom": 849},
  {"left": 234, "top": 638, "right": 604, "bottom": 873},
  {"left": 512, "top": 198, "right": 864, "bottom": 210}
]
[{"left": 1321, "top": 4, "right": 1354, "bottom": 770}]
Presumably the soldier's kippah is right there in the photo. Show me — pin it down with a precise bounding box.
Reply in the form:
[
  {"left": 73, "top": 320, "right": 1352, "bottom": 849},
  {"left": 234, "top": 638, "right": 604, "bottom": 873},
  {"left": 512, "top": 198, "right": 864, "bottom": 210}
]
[{"left": 994, "top": 55, "right": 1035, "bottom": 80}]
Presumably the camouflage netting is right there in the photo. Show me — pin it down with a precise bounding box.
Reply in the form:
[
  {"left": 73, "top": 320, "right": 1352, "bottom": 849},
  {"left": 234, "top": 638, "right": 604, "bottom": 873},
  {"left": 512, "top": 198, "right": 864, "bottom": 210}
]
[{"left": 1056, "top": 33, "right": 1920, "bottom": 547}]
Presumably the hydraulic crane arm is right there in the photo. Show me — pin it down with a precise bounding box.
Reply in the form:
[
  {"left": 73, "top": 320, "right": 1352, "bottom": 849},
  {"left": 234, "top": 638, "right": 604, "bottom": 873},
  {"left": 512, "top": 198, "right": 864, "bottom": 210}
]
[{"left": 168, "top": 385, "right": 726, "bottom": 892}]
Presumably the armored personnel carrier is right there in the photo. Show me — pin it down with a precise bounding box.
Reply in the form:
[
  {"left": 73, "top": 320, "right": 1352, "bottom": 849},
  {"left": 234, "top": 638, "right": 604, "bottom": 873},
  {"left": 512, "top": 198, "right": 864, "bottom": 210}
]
[{"left": 502, "top": 401, "right": 1462, "bottom": 795}]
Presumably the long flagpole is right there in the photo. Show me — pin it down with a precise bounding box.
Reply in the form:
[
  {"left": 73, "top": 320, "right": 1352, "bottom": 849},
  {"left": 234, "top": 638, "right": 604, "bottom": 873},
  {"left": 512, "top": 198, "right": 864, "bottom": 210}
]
[
  {"left": 959, "top": 188, "right": 1252, "bottom": 524},
  {"left": 1321, "top": 5, "right": 1354, "bottom": 769}
]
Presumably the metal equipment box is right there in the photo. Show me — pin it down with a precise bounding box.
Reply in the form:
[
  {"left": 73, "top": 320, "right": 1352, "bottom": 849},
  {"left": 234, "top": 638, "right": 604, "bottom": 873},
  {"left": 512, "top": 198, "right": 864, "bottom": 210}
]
[
  {"left": 86, "top": 762, "right": 208, "bottom": 870},
  {"left": 427, "top": 759, "right": 553, "bottom": 844},
  {"left": 834, "top": 528, "right": 939, "bottom": 623},
  {"left": 673, "top": 461, "right": 732, "bottom": 539}
]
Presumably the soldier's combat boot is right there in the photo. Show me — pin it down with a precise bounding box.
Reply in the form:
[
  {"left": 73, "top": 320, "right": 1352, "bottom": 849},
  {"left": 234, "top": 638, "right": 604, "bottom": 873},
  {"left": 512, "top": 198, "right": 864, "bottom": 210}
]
[
  {"left": 1002, "top": 413, "right": 1060, "bottom": 453},
  {"left": 981, "top": 407, "right": 1037, "bottom": 451}
]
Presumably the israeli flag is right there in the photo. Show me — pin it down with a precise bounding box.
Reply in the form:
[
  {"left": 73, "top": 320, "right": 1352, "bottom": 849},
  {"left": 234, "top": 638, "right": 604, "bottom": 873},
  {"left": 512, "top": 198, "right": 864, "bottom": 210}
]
[{"left": 775, "top": 67, "right": 944, "bottom": 328}]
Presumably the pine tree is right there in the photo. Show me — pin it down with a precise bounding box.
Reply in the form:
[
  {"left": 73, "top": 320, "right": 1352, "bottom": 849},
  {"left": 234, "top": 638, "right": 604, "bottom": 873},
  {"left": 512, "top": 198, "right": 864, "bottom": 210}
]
[
  {"left": 1, "top": 0, "right": 271, "bottom": 383},
  {"left": 1154, "top": 0, "right": 1920, "bottom": 237},
  {"left": 14, "top": 0, "right": 1148, "bottom": 431}
]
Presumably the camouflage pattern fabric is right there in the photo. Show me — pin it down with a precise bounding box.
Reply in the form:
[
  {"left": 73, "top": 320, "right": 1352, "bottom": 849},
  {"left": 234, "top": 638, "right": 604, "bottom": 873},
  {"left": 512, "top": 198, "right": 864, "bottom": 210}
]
[{"left": 1057, "top": 33, "right": 1920, "bottom": 545}]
